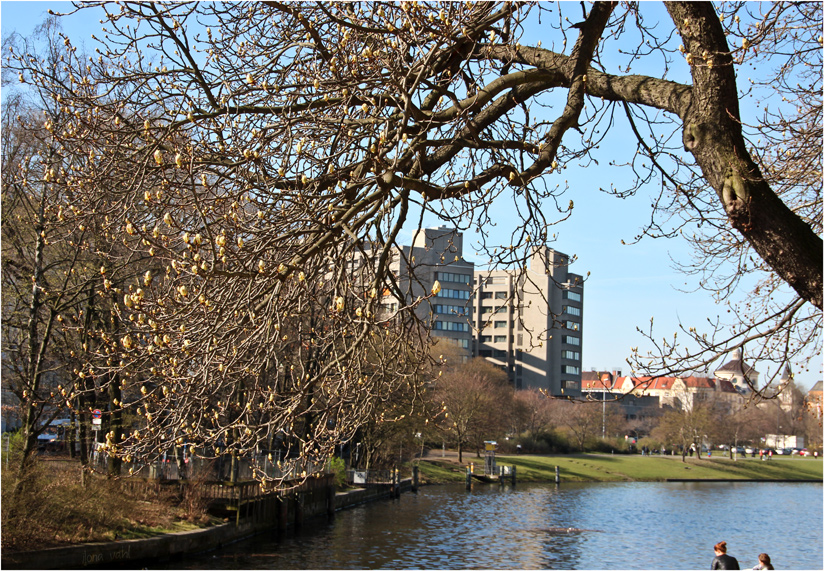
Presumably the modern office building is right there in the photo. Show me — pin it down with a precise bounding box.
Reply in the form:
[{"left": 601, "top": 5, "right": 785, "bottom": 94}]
[
  {"left": 386, "top": 226, "right": 476, "bottom": 351},
  {"left": 384, "top": 227, "right": 584, "bottom": 397},
  {"left": 474, "top": 246, "right": 584, "bottom": 397}
]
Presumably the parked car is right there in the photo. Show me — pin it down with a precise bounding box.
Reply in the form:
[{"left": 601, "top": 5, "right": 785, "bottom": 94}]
[{"left": 744, "top": 447, "right": 755, "bottom": 454}]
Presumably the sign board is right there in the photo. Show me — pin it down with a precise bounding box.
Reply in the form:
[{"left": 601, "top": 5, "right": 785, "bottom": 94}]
[
  {"left": 92, "top": 409, "right": 102, "bottom": 419},
  {"left": 92, "top": 417, "right": 102, "bottom": 426}
]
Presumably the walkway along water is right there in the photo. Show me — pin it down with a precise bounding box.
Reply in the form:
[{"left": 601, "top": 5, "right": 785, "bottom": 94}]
[{"left": 1, "top": 470, "right": 417, "bottom": 570}]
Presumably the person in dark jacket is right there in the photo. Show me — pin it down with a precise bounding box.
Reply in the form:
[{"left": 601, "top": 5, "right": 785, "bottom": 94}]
[{"left": 711, "top": 541, "right": 740, "bottom": 570}]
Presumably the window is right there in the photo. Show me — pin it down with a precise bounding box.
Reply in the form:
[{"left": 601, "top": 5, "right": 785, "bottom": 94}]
[
  {"left": 435, "top": 304, "right": 469, "bottom": 316},
  {"left": 494, "top": 335, "right": 507, "bottom": 343},
  {"left": 494, "top": 306, "right": 505, "bottom": 314},
  {"left": 380, "top": 302, "right": 398, "bottom": 312},
  {"left": 565, "top": 320, "right": 579, "bottom": 331},
  {"left": 480, "top": 292, "right": 493, "bottom": 300},
  {"left": 564, "top": 305, "right": 582, "bottom": 317},
  {"left": 563, "top": 365, "right": 581, "bottom": 375},
  {"left": 562, "top": 350, "right": 580, "bottom": 360},
  {"left": 435, "top": 272, "right": 472, "bottom": 285},
  {"left": 453, "top": 339, "right": 470, "bottom": 349},
  {"left": 493, "top": 349, "right": 507, "bottom": 359},
  {"left": 480, "top": 306, "right": 494, "bottom": 314},
  {"left": 516, "top": 334, "right": 523, "bottom": 346},
  {"left": 494, "top": 320, "right": 507, "bottom": 329},
  {"left": 433, "top": 321, "right": 469, "bottom": 332},
  {"left": 479, "top": 349, "right": 492, "bottom": 357},
  {"left": 562, "top": 380, "right": 580, "bottom": 390},
  {"left": 564, "top": 290, "right": 582, "bottom": 302},
  {"left": 480, "top": 335, "right": 492, "bottom": 343},
  {"left": 494, "top": 291, "right": 508, "bottom": 300},
  {"left": 436, "top": 288, "right": 470, "bottom": 300},
  {"left": 563, "top": 335, "right": 580, "bottom": 346}
]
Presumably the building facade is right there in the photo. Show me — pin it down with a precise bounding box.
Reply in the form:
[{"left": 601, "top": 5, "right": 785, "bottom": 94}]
[
  {"left": 474, "top": 246, "right": 583, "bottom": 396},
  {"left": 386, "top": 227, "right": 584, "bottom": 397}
]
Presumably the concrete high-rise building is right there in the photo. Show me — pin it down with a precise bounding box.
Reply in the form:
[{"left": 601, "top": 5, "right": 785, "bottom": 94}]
[
  {"left": 474, "top": 246, "right": 584, "bottom": 397},
  {"left": 386, "top": 226, "right": 475, "bottom": 351},
  {"left": 384, "top": 227, "right": 583, "bottom": 397}
]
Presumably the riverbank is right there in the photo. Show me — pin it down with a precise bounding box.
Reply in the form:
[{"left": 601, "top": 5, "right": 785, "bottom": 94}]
[
  {"left": 1, "top": 478, "right": 413, "bottom": 569},
  {"left": 416, "top": 451, "right": 823, "bottom": 483}
]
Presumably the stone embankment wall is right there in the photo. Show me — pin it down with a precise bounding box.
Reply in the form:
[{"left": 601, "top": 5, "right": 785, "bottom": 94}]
[{"left": 1, "top": 477, "right": 414, "bottom": 570}]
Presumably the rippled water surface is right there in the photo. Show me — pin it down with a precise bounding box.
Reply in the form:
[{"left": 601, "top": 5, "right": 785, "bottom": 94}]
[{"left": 173, "top": 482, "right": 822, "bottom": 570}]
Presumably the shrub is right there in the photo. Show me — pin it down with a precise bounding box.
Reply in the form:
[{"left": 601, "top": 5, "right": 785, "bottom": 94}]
[{"left": 329, "top": 456, "right": 347, "bottom": 488}]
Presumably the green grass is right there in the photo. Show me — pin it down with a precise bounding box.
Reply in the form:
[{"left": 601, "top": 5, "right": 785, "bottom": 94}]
[
  {"left": 416, "top": 459, "right": 467, "bottom": 483},
  {"left": 416, "top": 454, "right": 823, "bottom": 483}
]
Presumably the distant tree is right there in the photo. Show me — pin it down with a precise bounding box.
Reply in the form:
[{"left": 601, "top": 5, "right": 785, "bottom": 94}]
[
  {"left": 512, "top": 389, "right": 561, "bottom": 436},
  {"left": 652, "top": 401, "right": 721, "bottom": 460},
  {"left": 432, "top": 357, "right": 510, "bottom": 464},
  {"left": 561, "top": 401, "right": 603, "bottom": 452}
]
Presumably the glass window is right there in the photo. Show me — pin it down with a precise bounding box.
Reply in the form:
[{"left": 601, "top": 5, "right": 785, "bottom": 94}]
[
  {"left": 494, "top": 321, "right": 507, "bottom": 329},
  {"left": 435, "top": 304, "right": 469, "bottom": 316},
  {"left": 480, "top": 335, "right": 492, "bottom": 343},
  {"left": 565, "top": 320, "right": 579, "bottom": 331},
  {"left": 436, "top": 288, "right": 470, "bottom": 300},
  {"left": 494, "top": 335, "right": 507, "bottom": 343},
  {"left": 481, "top": 292, "right": 493, "bottom": 300},
  {"left": 494, "top": 291, "right": 507, "bottom": 299},
  {"left": 564, "top": 290, "right": 582, "bottom": 302},
  {"left": 563, "top": 365, "right": 581, "bottom": 375},
  {"left": 563, "top": 335, "right": 580, "bottom": 346},
  {"left": 562, "top": 350, "right": 581, "bottom": 360},
  {"left": 479, "top": 349, "right": 492, "bottom": 357},
  {"left": 480, "top": 306, "right": 493, "bottom": 314},
  {"left": 435, "top": 272, "right": 472, "bottom": 285},
  {"left": 564, "top": 306, "right": 582, "bottom": 317},
  {"left": 433, "top": 321, "right": 469, "bottom": 332}
]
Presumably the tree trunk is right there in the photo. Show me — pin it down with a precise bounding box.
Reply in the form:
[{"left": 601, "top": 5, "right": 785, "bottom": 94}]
[{"left": 665, "top": 2, "right": 823, "bottom": 310}]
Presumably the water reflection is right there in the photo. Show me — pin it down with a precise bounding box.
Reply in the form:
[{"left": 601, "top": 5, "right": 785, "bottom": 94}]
[{"left": 171, "top": 482, "right": 822, "bottom": 570}]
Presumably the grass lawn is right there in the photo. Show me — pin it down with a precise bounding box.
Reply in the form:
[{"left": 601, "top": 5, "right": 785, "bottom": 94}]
[{"left": 417, "top": 453, "right": 823, "bottom": 483}]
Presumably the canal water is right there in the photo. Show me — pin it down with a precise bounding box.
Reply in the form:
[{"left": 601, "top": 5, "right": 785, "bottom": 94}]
[{"left": 171, "top": 482, "right": 822, "bottom": 570}]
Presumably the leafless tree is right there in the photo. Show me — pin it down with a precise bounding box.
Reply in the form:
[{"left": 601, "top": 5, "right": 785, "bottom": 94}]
[{"left": 5, "top": 1, "right": 820, "bottom": 482}]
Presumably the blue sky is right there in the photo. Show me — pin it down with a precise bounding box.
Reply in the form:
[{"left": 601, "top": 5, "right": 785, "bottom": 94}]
[{"left": 2, "top": 1, "right": 818, "bottom": 391}]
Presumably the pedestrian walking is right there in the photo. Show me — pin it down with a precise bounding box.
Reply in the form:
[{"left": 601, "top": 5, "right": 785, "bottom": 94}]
[
  {"left": 711, "top": 541, "right": 740, "bottom": 570},
  {"left": 752, "top": 553, "right": 773, "bottom": 570}
]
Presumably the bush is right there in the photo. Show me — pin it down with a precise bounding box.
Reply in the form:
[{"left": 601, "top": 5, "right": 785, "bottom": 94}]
[{"left": 329, "top": 456, "right": 347, "bottom": 488}]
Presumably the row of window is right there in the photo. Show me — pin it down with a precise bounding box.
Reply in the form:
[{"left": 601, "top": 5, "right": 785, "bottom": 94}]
[
  {"left": 480, "top": 291, "right": 509, "bottom": 300},
  {"left": 434, "top": 304, "right": 469, "bottom": 316},
  {"left": 479, "top": 306, "right": 505, "bottom": 314},
  {"left": 433, "top": 321, "right": 470, "bottom": 332},
  {"left": 479, "top": 335, "right": 508, "bottom": 344},
  {"left": 436, "top": 288, "right": 471, "bottom": 300},
  {"left": 435, "top": 271, "right": 472, "bottom": 285}
]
